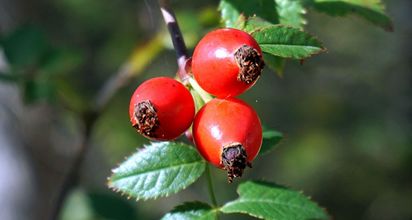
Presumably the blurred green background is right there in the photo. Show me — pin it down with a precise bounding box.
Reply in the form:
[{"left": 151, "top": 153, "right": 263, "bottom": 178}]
[{"left": 0, "top": 0, "right": 411, "bottom": 220}]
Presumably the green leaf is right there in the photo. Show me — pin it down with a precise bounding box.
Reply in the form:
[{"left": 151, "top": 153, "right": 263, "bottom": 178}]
[
  {"left": 162, "top": 201, "right": 217, "bottom": 220},
  {"left": 219, "top": 0, "right": 278, "bottom": 28},
  {"left": 251, "top": 25, "right": 326, "bottom": 59},
  {"left": 308, "top": 0, "right": 393, "bottom": 31},
  {"left": 275, "top": 0, "right": 307, "bottom": 28},
  {"left": 240, "top": 18, "right": 287, "bottom": 75},
  {"left": 108, "top": 142, "right": 206, "bottom": 200},
  {"left": 260, "top": 128, "right": 283, "bottom": 154},
  {"left": 221, "top": 181, "right": 329, "bottom": 220},
  {"left": 242, "top": 16, "right": 273, "bottom": 33}
]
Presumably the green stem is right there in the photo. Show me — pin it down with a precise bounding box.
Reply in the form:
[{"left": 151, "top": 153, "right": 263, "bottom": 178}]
[
  {"left": 205, "top": 164, "right": 218, "bottom": 207},
  {"left": 189, "top": 77, "right": 213, "bottom": 103}
]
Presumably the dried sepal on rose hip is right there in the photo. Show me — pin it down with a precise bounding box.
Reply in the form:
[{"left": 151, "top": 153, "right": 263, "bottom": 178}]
[
  {"left": 192, "top": 28, "right": 265, "bottom": 98},
  {"left": 192, "top": 97, "right": 262, "bottom": 182},
  {"left": 129, "top": 77, "right": 195, "bottom": 140}
]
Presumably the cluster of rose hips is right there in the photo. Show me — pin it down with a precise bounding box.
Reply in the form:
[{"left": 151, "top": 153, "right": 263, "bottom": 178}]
[{"left": 129, "top": 28, "right": 265, "bottom": 182}]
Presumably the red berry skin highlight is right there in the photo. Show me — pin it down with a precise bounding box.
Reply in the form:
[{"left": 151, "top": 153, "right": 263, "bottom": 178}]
[
  {"left": 192, "top": 97, "right": 262, "bottom": 182},
  {"left": 129, "top": 77, "right": 195, "bottom": 140},
  {"left": 192, "top": 28, "right": 264, "bottom": 98}
]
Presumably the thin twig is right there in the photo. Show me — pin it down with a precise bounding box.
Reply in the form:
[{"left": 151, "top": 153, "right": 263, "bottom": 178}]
[{"left": 159, "top": 0, "right": 190, "bottom": 83}]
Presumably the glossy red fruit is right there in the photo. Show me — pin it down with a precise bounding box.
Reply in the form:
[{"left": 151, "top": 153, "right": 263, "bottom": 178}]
[
  {"left": 129, "top": 77, "right": 195, "bottom": 140},
  {"left": 192, "top": 98, "right": 262, "bottom": 182},
  {"left": 192, "top": 28, "right": 265, "bottom": 98}
]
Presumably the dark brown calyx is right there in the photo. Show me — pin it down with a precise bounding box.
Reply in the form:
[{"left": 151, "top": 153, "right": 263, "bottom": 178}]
[
  {"left": 221, "top": 143, "right": 252, "bottom": 183},
  {"left": 234, "top": 45, "right": 265, "bottom": 84},
  {"left": 133, "top": 100, "right": 159, "bottom": 138}
]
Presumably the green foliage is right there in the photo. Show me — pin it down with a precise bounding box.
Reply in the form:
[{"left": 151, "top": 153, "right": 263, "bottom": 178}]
[
  {"left": 108, "top": 142, "right": 206, "bottom": 200},
  {"left": 261, "top": 128, "right": 283, "bottom": 154},
  {"left": 239, "top": 16, "right": 325, "bottom": 74},
  {"left": 239, "top": 16, "right": 271, "bottom": 33},
  {"left": 221, "top": 181, "right": 329, "bottom": 219},
  {"left": 102, "top": 0, "right": 391, "bottom": 218},
  {"left": 239, "top": 17, "right": 287, "bottom": 75},
  {"left": 162, "top": 202, "right": 217, "bottom": 220},
  {"left": 218, "top": 0, "right": 391, "bottom": 75},
  {"left": 251, "top": 25, "right": 326, "bottom": 59},
  {"left": 0, "top": 0, "right": 395, "bottom": 219},
  {"left": 306, "top": 0, "right": 393, "bottom": 31},
  {"left": 272, "top": 0, "right": 307, "bottom": 74},
  {"left": 219, "top": 0, "right": 278, "bottom": 28},
  {"left": 275, "top": 0, "right": 306, "bottom": 28}
]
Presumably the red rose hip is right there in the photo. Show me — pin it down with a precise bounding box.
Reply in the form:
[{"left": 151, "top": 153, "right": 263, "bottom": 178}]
[
  {"left": 192, "top": 28, "right": 265, "bottom": 98},
  {"left": 129, "top": 77, "right": 195, "bottom": 140},
  {"left": 192, "top": 98, "right": 262, "bottom": 182}
]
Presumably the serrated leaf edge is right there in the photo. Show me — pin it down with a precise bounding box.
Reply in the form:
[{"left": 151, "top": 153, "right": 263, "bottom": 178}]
[
  {"left": 107, "top": 142, "right": 206, "bottom": 201},
  {"left": 220, "top": 180, "right": 331, "bottom": 220},
  {"left": 251, "top": 24, "right": 327, "bottom": 59},
  {"left": 275, "top": 0, "right": 308, "bottom": 28},
  {"left": 108, "top": 163, "right": 206, "bottom": 201}
]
